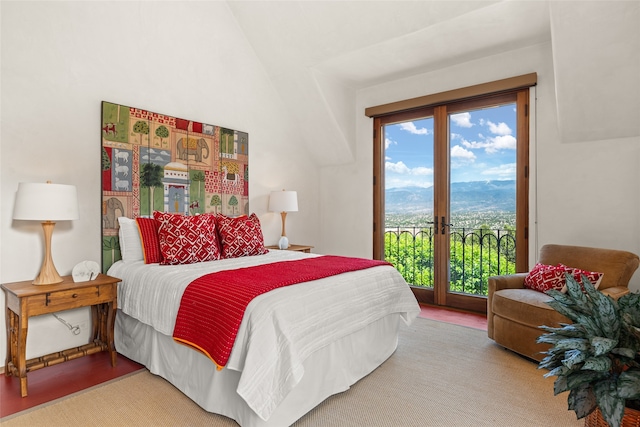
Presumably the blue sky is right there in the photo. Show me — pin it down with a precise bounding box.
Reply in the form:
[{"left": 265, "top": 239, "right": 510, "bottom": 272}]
[{"left": 384, "top": 103, "right": 517, "bottom": 188}]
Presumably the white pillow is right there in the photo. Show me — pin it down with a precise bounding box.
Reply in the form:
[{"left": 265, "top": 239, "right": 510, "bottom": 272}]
[{"left": 117, "top": 217, "right": 144, "bottom": 262}]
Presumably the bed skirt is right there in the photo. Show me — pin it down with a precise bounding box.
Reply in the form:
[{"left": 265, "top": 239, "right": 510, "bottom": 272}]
[{"left": 115, "top": 310, "right": 402, "bottom": 427}]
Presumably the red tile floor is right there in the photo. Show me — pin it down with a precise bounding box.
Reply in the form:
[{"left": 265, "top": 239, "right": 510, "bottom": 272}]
[
  {"left": 1, "top": 304, "right": 486, "bottom": 418},
  {"left": 418, "top": 304, "right": 487, "bottom": 330}
]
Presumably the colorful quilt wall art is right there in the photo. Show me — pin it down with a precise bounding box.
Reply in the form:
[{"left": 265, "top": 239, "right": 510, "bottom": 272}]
[{"left": 101, "top": 101, "right": 249, "bottom": 272}]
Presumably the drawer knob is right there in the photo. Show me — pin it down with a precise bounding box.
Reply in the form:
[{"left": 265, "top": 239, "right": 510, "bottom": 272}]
[{"left": 72, "top": 293, "right": 79, "bottom": 298}]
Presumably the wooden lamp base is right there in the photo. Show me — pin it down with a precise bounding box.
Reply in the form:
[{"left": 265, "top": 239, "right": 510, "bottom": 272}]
[
  {"left": 279, "top": 212, "right": 290, "bottom": 249},
  {"left": 33, "top": 221, "right": 63, "bottom": 285}
]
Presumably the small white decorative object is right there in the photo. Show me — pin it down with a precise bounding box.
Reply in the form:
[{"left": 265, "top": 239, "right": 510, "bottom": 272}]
[
  {"left": 72, "top": 260, "right": 100, "bottom": 282},
  {"left": 278, "top": 235, "right": 289, "bottom": 250}
]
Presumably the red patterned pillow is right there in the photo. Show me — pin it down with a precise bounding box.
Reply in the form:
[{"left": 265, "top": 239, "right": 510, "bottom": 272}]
[
  {"left": 136, "top": 217, "right": 163, "bottom": 264},
  {"left": 153, "top": 212, "right": 221, "bottom": 265},
  {"left": 559, "top": 264, "right": 604, "bottom": 292},
  {"left": 524, "top": 263, "right": 604, "bottom": 294},
  {"left": 217, "top": 213, "right": 268, "bottom": 259},
  {"left": 524, "top": 263, "right": 566, "bottom": 293}
]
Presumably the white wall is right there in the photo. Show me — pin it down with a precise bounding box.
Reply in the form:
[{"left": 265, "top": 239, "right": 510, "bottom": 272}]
[
  {"left": 2, "top": 1, "right": 639, "bottom": 373},
  {"left": 320, "top": 41, "right": 640, "bottom": 289},
  {"left": 0, "top": 2, "right": 319, "bottom": 365}
]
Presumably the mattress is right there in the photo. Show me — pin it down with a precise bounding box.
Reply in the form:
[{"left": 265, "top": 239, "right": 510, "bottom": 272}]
[{"left": 109, "top": 250, "right": 420, "bottom": 425}]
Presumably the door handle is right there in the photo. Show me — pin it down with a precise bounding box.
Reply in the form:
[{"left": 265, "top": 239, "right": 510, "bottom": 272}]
[{"left": 441, "top": 216, "right": 453, "bottom": 234}]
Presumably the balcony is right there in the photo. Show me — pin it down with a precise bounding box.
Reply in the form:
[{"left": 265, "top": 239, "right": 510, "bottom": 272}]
[{"left": 384, "top": 225, "right": 517, "bottom": 296}]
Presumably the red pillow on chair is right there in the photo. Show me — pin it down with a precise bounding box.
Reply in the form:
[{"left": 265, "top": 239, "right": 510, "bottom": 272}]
[
  {"left": 524, "top": 263, "right": 566, "bottom": 293},
  {"left": 559, "top": 264, "right": 604, "bottom": 292},
  {"left": 524, "top": 263, "right": 604, "bottom": 293}
]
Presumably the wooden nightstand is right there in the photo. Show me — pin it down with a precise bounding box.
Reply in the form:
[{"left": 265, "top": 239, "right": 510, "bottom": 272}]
[
  {"left": 2, "top": 274, "right": 120, "bottom": 397},
  {"left": 266, "top": 244, "right": 314, "bottom": 253}
]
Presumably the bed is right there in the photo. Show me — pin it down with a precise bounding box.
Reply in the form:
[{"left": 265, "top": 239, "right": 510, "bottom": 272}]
[
  {"left": 109, "top": 247, "right": 419, "bottom": 427},
  {"left": 100, "top": 103, "right": 419, "bottom": 425}
]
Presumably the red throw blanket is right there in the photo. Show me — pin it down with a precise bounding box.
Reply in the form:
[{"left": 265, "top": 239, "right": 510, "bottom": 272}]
[{"left": 172, "top": 255, "right": 390, "bottom": 369}]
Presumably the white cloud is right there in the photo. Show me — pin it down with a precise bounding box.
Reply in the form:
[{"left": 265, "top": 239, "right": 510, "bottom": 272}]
[
  {"left": 386, "top": 161, "right": 410, "bottom": 174},
  {"left": 450, "top": 145, "right": 476, "bottom": 161},
  {"left": 450, "top": 145, "right": 476, "bottom": 170},
  {"left": 486, "top": 121, "right": 512, "bottom": 136},
  {"left": 397, "top": 122, "right": 431, "bottom": 135},
  {"left": 481, "top": 163, "right": 517, "bottom": 178},
  {"left": 450, "top": 112, "right": 473, "bottom": 128},
  {"left": 487, "top": 135, "right": 516, "bottom": 152},
  {"left": 461, "top": 138, "right": 489, "bottom": 150},
  {"left": 460, "top": 135, "right": 516, "bottom": 154},
  {"left": 411, "top": 166, "right": 433, "bottom": 175},
  {"left": 385, "top": 160, "right": 433, "bottom": 176},
  {"left": 385, "top": 137, "right": 396, "bottom": 149}
]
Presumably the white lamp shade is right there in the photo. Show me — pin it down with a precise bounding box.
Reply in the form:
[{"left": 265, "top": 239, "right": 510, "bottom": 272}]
[
  {"left": 268, "top": 190, "right": 298, "bottom": 213},
  {"left": 13, "top": 182, "right": 79, "bottom": 221}
]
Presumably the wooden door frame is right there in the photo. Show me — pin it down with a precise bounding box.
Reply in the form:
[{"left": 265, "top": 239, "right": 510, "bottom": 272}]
[
  {"left": 432, "top": 105, "right": 449, "bottom": 306},
  {"left": 372, "top": 88, "right": 530, "bottom": 314}
]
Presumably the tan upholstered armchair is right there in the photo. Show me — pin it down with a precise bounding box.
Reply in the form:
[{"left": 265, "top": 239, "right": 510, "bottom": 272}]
[{"left": 487, "top": 244, "right": 639, "bottom": 361}]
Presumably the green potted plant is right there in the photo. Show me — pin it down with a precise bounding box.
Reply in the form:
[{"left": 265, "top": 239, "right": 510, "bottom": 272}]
[{"left": 537, "top": 274, "right": 640, "bottom": 427}]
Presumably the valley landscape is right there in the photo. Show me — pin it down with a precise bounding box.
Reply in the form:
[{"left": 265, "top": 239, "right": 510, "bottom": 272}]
[{"left": 385, "top": 180, "right": 516, "bottom": 230}]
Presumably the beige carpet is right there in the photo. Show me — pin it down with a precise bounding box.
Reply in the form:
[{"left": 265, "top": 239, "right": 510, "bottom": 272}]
[{"left": 2, "top": 318, "right": 582, "bottom": 427}]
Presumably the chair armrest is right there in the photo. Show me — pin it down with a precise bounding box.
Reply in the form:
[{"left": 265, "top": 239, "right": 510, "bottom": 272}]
[
  {"left": 601, "top": 286, "right": 630, "bottom": 300},
  {"left": 487, "top": 273, "right": 528, "bottom": 339},
  {"left": 488, "top": 273, "right": 528, "bottom": 294}
]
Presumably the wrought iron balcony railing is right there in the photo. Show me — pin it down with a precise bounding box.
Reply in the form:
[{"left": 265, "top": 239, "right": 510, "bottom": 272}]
[{"left": 384, "top": 226, "right": 517, "bottom": 297}]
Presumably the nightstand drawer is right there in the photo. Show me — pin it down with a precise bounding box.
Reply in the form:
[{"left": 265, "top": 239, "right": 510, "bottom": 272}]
[{"left": 27, "top": 284, "right": 116, "bottom": 316}]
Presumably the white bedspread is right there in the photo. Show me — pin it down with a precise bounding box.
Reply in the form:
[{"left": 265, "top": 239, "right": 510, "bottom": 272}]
[{"left": 108, "top": 251, "right": 419, "bottom": 421}]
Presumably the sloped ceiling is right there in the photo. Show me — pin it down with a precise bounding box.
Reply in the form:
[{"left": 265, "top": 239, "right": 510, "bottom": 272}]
[
  {"left": 227, "top": 0, "right": 639, "bottom": 165},
  {"left": 549, "top": 1, "right": 640, "bottom": 143}
]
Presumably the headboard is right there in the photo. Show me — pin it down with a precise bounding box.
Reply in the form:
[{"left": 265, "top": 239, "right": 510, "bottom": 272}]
[{"left": 100, "top": 101, "right": 249, "bottom": 272}]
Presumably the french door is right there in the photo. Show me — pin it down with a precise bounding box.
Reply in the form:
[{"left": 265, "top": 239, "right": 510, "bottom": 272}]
[{"left": 373, "top": 90, "right": 529, "bottom": 313}]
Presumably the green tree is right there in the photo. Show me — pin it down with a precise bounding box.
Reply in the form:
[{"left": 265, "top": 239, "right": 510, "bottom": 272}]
[
  {"left": 228, "top": 195, "right": 238, "bottom": 215},
  {"left": 385, "top": 229, "right": 435, "bottom": 287},
  {"left": 133, "top": 120, "right": 150, "bottom": 144},
  {"left": 385, "top": 226, "right": 515, "bottom": 296},
  {"left": 155, "top": 125, "right": 169, "bottom": 146},
  {"left": 191, "top": 171, "right": 205, "bottom": 202},
  {"left": 220, "top": 128, "right": 234, "bottom": 155},
  {"left": 102, "top": 147, "right": 111, "bottom": 171},
  {"left": 140, "top": 163, "right": 163, "bottom": 212},
  {"left": 210, "top": 194, "right": 222, "bottom": 214}
]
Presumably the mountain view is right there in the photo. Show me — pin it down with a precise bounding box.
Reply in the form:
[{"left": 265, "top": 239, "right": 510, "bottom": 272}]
[{"left": 385, "top": 180, "right": 516, "bottom": 230}]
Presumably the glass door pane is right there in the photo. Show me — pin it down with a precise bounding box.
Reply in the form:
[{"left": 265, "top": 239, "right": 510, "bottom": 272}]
[
  {"left": 447, "top": 104, "right": 518, "bottom": 297},
  {"left": 383, "top": 117, "right": 435, "bottom": 287}
]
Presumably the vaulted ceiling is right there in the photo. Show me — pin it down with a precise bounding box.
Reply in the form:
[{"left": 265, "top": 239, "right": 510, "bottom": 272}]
[{"left": 227, "top": 1, "right": 640, "bottom": 165}]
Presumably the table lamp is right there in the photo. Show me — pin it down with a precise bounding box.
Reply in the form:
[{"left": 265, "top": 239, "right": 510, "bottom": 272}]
[
  {"left": 268, "top": 190, "right": 298, "bottom": 249},
  {"left": 13, "top": 182, "right": 79, "bottom": 285}
]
